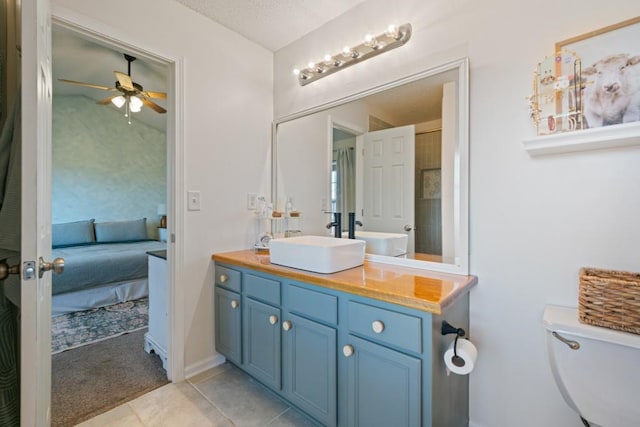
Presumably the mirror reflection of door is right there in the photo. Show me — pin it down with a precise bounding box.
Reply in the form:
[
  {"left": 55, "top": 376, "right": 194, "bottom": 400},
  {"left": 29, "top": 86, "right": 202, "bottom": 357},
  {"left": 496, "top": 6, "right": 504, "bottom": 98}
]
[{"left": 361, "top": 125, "right": 415, "bottom": 253}]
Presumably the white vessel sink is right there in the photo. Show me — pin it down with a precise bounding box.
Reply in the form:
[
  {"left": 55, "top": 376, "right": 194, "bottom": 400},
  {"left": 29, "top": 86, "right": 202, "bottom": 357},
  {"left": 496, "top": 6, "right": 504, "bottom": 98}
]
[
  {"left": 342, "top": 231, "right": 408, "bottom": 256},
  {"left": 269, "top": 235, "right": 365, "bottom": 274}
]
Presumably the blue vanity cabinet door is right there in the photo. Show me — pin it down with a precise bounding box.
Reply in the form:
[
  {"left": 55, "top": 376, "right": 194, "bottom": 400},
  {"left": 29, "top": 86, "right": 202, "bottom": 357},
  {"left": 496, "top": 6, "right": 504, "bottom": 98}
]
[
  {"left": 343, "top": 334, "right": 421, "bottom": 427},
  {"left": 214, "top": 286, "right": 242, "bottom": 365},
  {"left": 243, "top": 297, "right": 282, "bottom": 390},
  {"left": 282, "top": 313, "right": 337, "bottom": 427}
]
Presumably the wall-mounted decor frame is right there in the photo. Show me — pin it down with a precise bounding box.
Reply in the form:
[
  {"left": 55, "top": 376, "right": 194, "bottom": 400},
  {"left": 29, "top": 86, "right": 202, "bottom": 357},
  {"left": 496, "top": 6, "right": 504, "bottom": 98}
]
[
  {"left": 421, "top": 168, "right": 441, "bottom": 200},
  {"left": 523, "top": 17, "right": 640, "bottom": 156},
  {"left": 555, "top": 17, "right": 640, "bottom": 130}
]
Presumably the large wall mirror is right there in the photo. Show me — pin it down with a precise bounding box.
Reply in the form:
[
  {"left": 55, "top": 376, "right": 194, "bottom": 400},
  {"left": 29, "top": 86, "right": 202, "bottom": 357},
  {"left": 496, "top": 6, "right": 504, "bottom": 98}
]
[{"left": 273, "top": 58, "right": 468, "bottom": 274}]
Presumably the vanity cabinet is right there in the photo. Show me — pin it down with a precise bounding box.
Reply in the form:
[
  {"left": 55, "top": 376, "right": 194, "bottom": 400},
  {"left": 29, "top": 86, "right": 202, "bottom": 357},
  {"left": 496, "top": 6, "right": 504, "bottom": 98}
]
[
  {"left": 214, "top": 287, "right": 242, "bottom": 365},
  {"left": 343, "top": 335, "right": 421, "bottom": 426},
  {"left": 243, "top": 297, "right": 282, "bottom": 389},
  {"left": 282, "top": 284, "right": 338, "bottom": 425},
  {"left": 214, "top": 267, "right": 242, "bottom": 365},
  {"left": 213, "top": 261, "right": 470, "bottom": 427}
]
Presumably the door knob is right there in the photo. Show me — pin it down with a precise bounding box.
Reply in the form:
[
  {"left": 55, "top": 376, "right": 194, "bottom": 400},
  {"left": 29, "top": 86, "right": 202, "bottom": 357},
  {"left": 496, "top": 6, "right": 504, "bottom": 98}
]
[
  {"left": 282, "top": 320, "right": 292, "bottom": 331},
  {"left": 230, "top": 300, "right": 239, "bottom": 309},
  {"left": 38, "top": 257, "right": 64, "bottom": 278},
  {"left": 269, "top": 315, "right": 279, "bottom": 325},
  {"left": 372, "top": 320, "right": 385, "bottom": 334},
  {"left": 342, "top": 345, "right": 354, "bottom": 357},
  {"left": 219, "top": 274, "right": 228, "bottom": 283},
  {"left": 0, "top": 261, "right": 20, "bottom": 280},
  {"left": 403, "top": 224, "right": 413, "bottom": 232}
]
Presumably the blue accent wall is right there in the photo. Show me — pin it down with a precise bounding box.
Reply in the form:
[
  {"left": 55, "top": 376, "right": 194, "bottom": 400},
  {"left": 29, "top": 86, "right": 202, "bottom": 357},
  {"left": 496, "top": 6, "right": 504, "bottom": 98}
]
[{"left": 52, "top": 95, "right": 166, "bottom": 239}]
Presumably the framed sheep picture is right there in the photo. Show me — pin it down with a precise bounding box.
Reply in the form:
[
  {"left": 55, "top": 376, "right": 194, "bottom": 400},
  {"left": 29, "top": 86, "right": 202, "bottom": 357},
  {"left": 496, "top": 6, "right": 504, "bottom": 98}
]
[{"left": 556, "top": 17, "right": 640, "bottom": 129}]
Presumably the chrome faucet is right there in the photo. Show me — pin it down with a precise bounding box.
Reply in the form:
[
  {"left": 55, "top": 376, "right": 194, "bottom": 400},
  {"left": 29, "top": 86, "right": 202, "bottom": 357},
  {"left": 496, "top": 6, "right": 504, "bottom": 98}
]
[
  {"left": 347, "top": 212, "right": 363, "bottom": 239},
  {"left": 325, "top": 212, "right": 342, "bottom": 238}
]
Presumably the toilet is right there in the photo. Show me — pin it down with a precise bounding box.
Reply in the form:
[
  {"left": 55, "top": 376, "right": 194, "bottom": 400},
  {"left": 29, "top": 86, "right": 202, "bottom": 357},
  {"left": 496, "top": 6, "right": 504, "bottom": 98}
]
[{"left": 543, "top": 305, "right": 640, "bottom": 427}]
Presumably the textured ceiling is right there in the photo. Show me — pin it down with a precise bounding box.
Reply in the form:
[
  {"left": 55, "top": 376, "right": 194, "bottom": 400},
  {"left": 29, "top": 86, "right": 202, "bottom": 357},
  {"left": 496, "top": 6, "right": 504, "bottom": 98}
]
[{"left": 173, "top": 0, "right": 367, "bottom": 51}]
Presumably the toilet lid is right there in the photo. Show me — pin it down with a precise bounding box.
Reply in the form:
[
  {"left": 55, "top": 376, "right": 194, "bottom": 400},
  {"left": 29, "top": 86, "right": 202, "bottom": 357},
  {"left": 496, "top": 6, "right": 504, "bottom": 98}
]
[{"left": 543, "top": 305, "right": 640, "bottom": 350}]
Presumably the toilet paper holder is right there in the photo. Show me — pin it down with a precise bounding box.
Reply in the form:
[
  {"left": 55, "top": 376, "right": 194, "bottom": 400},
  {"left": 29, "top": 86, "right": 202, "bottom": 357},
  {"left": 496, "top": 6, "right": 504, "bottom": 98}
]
[
  {"left": 441, "top": 321, "right": 467, "bottom": 368},
  {"left": 441, "top": 320, "right": 466, "bottom": 338}
]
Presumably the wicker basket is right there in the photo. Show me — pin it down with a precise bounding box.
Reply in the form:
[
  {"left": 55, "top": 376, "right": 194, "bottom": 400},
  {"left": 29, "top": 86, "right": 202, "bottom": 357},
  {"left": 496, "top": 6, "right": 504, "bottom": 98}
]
[{"left": 578, "top": 268, "right": 640, "bottom": 335}]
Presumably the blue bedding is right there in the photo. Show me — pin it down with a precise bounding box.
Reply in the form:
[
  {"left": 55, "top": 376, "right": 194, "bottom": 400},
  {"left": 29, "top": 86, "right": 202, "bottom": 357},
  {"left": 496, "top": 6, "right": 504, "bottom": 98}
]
[{"left": 51, "top": 240, "right": 167, "bottom": 295}]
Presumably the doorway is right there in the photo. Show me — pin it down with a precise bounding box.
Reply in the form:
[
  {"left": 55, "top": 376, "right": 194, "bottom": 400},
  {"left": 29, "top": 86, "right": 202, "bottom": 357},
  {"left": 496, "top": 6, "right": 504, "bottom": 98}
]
[{"left": 48, "top": 20, "right": 177, "bottom": 424}]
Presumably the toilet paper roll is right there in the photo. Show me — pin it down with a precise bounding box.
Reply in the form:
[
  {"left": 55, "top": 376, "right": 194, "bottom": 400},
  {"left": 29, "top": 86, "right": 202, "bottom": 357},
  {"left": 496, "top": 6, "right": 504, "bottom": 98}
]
[{"left": 444, "top": 338, "right": 477, "bottom": 375}]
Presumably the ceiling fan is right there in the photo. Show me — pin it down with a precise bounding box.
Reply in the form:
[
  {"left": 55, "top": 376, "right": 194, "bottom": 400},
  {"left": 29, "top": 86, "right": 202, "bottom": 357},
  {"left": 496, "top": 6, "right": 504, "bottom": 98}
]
[{"left": 58, "top": 53, "right": 167, "bottom": 123}]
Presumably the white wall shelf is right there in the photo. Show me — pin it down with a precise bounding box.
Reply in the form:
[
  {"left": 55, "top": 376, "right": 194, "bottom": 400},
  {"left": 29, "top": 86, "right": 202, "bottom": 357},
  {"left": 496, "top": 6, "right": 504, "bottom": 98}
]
[{"left": 523, "top": 122, "right": 640, "bottom": 156}]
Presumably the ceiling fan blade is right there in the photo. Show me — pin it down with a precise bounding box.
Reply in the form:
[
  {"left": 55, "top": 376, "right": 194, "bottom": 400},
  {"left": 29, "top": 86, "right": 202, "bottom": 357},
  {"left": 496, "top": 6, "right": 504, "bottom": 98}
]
[
  {"left": 58, "top": 79, "right": 115, "bottom": 91},
  {"left": 114, "top": 71, "right": 134, "bottom": 91},
  {"left": 142, "top": 98, "right": 167, "bottom": 114},
  {"left": 141, "top": 90, "right": 167, "bottom": 100}
]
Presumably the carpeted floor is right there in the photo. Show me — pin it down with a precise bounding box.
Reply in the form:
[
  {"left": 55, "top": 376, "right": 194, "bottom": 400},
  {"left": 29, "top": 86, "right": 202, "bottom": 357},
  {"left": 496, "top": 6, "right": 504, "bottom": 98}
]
[{"left": 52, "top": 328, "right": 169, "bottom": 427}]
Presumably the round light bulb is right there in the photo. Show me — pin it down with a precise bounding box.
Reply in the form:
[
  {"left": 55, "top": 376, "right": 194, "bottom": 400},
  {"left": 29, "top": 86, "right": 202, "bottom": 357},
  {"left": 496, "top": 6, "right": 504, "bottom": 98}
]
[
  {"left": 386, "top": 24, "right": 398, "bottom": 38},
  {"left": 307, "top": 61, "right": 315, "bottom": 69},
  {"left": 343, "top": 46, "right": 351, "bottom": 55},
  {"left": 129, "top": 96, "right": 143, "bottom": 112},
  {"left": 324, "top": 54, "right": 332, "bottom": 63},
  {"left": 293, "top": 68, "right": 300, "bottom": 76},
  {"left": 111, "top": 95, "right": 126, "bottom": 108}
]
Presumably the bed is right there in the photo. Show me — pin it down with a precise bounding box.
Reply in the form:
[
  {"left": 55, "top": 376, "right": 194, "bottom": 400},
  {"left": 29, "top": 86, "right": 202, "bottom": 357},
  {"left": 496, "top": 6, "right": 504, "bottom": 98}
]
[{"left": 51, "top": 218, "right": 166, "bottom": 316}]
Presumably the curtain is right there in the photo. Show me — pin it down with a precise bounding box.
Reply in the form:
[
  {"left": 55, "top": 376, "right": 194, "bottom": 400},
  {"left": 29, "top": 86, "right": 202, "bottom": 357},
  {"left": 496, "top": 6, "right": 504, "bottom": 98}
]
[
  {"left": 335, "top": 147, "right": 355, "bottom": 221},
  {"left": 0, "top": 93, "right": 20, "bottom": 427}
]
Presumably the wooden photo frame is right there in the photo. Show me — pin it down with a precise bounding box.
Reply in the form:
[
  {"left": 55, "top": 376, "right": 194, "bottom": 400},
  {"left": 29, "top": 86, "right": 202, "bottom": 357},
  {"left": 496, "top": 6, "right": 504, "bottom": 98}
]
[{"left": 555, "top": 17, "right": 640, "bottom": 129}]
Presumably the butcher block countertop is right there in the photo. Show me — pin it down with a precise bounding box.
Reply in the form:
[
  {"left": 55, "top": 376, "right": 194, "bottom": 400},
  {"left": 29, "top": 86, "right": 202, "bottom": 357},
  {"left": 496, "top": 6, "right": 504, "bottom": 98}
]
[{"left": 212, "top": 250, "right": 477, "bottom": 315}]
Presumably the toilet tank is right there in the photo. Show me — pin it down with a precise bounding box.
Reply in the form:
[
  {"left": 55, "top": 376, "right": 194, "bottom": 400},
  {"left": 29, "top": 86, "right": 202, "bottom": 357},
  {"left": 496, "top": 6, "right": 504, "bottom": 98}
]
[{"left": 543, "top": 305, "right": 640, "bottom": 427}]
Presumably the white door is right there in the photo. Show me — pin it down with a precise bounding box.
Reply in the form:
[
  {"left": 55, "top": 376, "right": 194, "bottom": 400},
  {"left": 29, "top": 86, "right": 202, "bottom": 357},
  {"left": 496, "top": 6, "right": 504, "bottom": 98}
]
[
  {"left": 21, "top": 0, "right": 54, "bottom": 425},
  {"left": 362, "top": 125, "right": 415, "bottom": 253}
]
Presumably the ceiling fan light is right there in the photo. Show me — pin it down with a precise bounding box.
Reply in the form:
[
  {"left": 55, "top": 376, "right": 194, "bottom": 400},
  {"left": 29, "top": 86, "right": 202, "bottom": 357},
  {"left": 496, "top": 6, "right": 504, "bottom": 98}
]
[
  {"left": 129, "top": 96, "right": 143, "bottom": 112},
  {"left": 111, "top": 95, "right": 126, "bottom": 108}
]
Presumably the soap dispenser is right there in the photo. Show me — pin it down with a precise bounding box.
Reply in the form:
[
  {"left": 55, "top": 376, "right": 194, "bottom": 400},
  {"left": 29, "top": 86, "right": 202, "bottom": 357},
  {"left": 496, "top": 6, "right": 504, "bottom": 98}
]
[{"left": 285, "top": 197, "right": 294, "bottom": 217}]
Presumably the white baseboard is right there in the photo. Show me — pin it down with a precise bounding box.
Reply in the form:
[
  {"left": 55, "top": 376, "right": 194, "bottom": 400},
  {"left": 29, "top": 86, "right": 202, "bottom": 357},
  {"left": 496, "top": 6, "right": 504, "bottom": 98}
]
[{"left": 184, "top": 353, "right": 226, "bottom": 379}]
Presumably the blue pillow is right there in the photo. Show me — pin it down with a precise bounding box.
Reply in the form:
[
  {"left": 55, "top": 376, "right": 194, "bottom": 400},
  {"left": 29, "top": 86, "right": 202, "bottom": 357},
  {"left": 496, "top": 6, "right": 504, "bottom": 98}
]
[
  {"left": 94, "top": 218, "right": 148, "bottom": 243},
  {"left": 52, "top": 219, "right": 96, "bottom": 248}
]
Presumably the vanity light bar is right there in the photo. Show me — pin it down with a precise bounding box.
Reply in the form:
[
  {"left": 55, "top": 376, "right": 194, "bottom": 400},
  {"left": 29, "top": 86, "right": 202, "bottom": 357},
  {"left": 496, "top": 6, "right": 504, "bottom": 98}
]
[{"left": 293, "top": 23, "right": 412, "bottom": 86}]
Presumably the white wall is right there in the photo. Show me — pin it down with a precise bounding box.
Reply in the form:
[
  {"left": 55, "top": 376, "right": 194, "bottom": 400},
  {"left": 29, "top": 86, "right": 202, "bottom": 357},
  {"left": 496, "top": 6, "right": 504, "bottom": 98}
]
[
  {"left": 53, "top": 0, "right": 273, "bottom": 373},
  {"left": 274, "top": 1, "right": 640, "bottom": 426},
  {"left": 277, "top": 100, "right": 378, "bottom": 236}
]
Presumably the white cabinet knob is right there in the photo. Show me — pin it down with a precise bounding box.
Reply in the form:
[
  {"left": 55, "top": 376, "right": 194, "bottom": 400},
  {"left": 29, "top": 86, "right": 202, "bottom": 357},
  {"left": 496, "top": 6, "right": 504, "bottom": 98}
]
[
  {"left": 269, "top": 315, "right": 278, "bottom": 325},
  {"left": 230, "top": 300, "right": 239, "bottom": 309},
  {"left": 282, "top": 320, "right": 293, "bottom": 331},
  {"left": 220, "top": 274, "right": 228, "bottom": 283},
  {"left": 372, "top": 320, "right": 385, "bottom": 334},
  {"left": 342, "top": 345, "right": 355, "bottom": 357}
]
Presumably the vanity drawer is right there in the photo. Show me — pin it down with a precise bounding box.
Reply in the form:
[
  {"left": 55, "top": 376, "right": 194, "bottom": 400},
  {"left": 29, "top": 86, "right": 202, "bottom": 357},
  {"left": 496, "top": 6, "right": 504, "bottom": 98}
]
[
  {"left": 286, "top": 284, "right": 338, "bottom": 325},
  {"left": 245, "top": 274, "right": 281, "bottom": 306},
  {"left": 347, "top": 301, "right": 422, "bottom": 354},
  {"left": 215, "top": 265, "right": 241, "bottom": 293}
]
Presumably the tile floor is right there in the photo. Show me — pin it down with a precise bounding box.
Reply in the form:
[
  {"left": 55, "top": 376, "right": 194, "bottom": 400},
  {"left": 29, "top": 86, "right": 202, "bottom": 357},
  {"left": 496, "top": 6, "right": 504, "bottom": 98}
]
[{"left": 77, "top": 363, "right": 318, "bottom": 427}]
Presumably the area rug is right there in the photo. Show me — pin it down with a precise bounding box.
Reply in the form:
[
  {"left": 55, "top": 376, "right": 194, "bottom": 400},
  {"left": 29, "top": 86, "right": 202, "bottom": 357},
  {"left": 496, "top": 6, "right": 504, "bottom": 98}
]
[
  {"left": 51, "top": 298, "right": 148, "bottom": 354},
  {"left": 52, "top": 328, "right": 169, "bottom": 427}
]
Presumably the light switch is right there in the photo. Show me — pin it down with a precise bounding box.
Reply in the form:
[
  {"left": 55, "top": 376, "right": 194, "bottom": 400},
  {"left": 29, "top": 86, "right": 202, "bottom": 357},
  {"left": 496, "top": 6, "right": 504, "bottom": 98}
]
[
  {"left": 247, "top": 193, "right": 258, "bottom": 210},
  {"left": 187, "top": 190, "right": 201, "bottom": 211}
]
